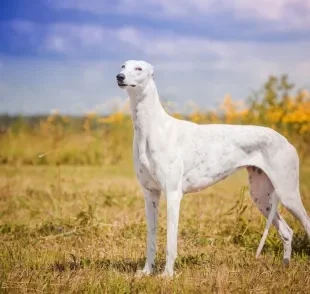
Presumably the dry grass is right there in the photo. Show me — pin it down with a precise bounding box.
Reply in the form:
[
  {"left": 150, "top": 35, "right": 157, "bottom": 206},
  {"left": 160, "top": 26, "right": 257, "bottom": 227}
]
[{"left": 1, "top": 164, "right": 310, "bottom": 293}]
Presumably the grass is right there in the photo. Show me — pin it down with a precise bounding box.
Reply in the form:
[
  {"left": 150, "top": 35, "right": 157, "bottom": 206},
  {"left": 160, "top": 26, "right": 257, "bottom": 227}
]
[{"left": 1, "top": 163, "right": 310, "bottom": 293}]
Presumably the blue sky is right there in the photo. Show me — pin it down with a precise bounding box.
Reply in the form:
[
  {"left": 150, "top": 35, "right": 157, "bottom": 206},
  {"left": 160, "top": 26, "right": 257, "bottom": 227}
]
[{"left": 0, "top": 0, "right": 310, "bottom": 114}]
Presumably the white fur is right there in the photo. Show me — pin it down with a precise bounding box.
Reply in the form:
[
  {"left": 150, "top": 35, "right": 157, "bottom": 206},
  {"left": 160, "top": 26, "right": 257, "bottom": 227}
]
[{"left": 117, "top": 60, "right": 310, "bottom": 277}]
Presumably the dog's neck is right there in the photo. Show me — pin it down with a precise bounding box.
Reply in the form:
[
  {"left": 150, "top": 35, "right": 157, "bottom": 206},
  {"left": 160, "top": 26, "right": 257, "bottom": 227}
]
[{"left": 127, "top": 79, "right": 169, "bottom": 132}]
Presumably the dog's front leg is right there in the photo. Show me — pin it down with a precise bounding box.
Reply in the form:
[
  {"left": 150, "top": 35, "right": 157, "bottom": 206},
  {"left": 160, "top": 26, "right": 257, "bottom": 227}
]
[
  {"left": 162, "top": 190, "right": 183, "bottom": 277},
  {"left": 136, "top": 188, "right": 161, "bottom": 276}
]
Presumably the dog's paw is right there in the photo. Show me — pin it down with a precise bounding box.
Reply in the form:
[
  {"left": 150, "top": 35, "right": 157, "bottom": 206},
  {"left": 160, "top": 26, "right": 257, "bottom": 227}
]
[
  {"left": 159, "top": 270, "right": 174, "bottom": 279},
  {"left": 283, "top": 258, "right": 290, "bottom": 266},
  {"left": 135, "top": 269, "right": 151, "bottom": 278}
]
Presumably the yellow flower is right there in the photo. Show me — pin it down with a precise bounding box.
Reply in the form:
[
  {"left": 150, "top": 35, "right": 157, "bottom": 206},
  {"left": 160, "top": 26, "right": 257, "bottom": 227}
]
[{"left": 98, "top": 112, "right": 125, "bottom": 124}]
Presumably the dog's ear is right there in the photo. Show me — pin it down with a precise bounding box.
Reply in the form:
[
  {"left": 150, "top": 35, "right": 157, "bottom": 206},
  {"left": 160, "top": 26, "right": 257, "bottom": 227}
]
[{"left": 150, "top": 63, "right": 154, "bottom": 79}]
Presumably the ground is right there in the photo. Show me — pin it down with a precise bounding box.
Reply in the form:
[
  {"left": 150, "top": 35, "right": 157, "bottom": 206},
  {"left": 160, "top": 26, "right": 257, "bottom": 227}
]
[{"left": 1, "top": 163, "right": 310, "bottom": 293}]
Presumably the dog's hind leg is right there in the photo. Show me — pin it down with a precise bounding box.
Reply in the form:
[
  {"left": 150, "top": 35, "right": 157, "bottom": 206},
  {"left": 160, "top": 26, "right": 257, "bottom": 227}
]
[
  {"left": 247, "top": 167, "right": 293, "bottom": 263},
  {"left": 280, "top": 190, "right": 310, "bottom": 239},
  {"left": 272, "top": 146, "right": 310, "bottom": 240},
  {"left": 256, "top": 190, "right": 278, "bottom": 258}
]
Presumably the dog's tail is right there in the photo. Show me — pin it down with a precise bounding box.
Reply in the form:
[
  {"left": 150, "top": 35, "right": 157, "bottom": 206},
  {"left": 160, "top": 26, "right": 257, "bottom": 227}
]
[{"left": 255, "top": 192, "right": 278, "bottom": 258}]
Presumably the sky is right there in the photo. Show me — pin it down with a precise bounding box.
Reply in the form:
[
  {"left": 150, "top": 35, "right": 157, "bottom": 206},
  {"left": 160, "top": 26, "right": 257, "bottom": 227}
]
[{"left": 0, "top": 0, "right": 310, "bottom": 115}]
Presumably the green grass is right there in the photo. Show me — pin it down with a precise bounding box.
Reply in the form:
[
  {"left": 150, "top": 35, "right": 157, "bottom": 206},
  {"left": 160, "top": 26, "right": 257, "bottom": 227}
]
[{"left": 1, "top": 164, "right": 310, "bottom": 293}]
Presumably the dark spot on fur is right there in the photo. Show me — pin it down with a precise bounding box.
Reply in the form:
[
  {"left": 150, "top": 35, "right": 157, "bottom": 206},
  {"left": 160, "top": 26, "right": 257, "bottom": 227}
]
[
  {"left": 257, "top": 168, "right": 262, "bottom": 174},
  {"left": 255, "top": 197, "right": 258, "bottom": 203},
  {"left": 266, "top": 206, "right": 270, "bottom": 212},
  {"left": 151, "top": 263, "right": 155, "bottom": 269},
  {"left": 253, "top": 166, "right": 257, "bottom": 172},
  {"left": 152, "top": 201, "right": 156, "bottom": 209},
  {"left": 139, "top": 168, "right": 143, "bottom": 174},
  {"left": 249, "top": 175, "right": 252, "bottom": 180},
  {"left": 146, "top": 187, "right": 154, "bottom": 193}
]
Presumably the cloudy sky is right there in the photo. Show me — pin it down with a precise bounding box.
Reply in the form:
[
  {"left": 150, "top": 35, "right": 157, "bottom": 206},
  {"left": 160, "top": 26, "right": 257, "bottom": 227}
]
[{"left": 0, "top": 0, "right": 310, "bottom": 114}]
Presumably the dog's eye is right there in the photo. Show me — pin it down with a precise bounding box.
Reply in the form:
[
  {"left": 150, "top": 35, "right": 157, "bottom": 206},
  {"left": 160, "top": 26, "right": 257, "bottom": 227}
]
[
  {"left": 121, "top": 65, "right": 125, "bottom": 69},
  {"left": 135, "top": 67, "right": 142, "bottom": 71}
]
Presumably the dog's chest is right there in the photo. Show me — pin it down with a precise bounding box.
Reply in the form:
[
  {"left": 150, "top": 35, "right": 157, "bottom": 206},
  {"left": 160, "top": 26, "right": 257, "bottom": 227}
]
[{"left": 133, "top": 129, "right": 165, "bottom": 191}]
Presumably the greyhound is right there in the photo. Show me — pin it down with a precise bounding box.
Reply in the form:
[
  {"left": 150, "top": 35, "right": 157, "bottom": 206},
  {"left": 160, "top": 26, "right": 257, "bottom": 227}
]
[{"left": 116, "top": 60, "right": 310, "bottom": 277}]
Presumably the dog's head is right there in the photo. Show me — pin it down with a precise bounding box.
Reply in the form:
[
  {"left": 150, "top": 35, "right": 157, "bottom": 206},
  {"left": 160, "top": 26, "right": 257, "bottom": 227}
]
[{"left": 116, "top": 60, "right": 154, "bottom": 90}]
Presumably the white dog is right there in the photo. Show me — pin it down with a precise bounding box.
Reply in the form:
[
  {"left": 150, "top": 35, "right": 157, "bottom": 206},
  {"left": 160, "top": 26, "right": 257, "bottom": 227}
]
[{"left": 116, "top": 60, "right": 310, "bottom": 277}]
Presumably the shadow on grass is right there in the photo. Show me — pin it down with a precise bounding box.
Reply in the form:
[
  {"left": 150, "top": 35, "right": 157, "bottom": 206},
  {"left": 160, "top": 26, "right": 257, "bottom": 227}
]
[
  {"left": 292, "top": 232, "right": 310, "bottom": 255},
  {"left": 47, "top": 236, "right": 310, "bottom": 275},
  {"left": 49, "top": 252, "right": 213, "bottom": 275},
  {"left": 50, "top": 256, "right": 146, "bottom": 273}
]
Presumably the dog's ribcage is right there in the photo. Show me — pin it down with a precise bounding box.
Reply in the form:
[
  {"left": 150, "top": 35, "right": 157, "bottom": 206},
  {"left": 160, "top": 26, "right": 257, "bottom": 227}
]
[{"left": 134, "top": 120, "right": 287, "bottom": 194}]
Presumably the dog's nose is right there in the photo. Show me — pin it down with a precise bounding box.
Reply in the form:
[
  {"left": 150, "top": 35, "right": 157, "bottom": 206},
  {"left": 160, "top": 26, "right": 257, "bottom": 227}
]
[{"left": 116, "top": 73, "right": 125, "bottom": 82}]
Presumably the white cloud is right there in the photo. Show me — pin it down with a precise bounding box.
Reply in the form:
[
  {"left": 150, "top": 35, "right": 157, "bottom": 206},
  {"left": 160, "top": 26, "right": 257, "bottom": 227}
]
[
  {"left": 10, "top": 19, "right": 36, "bottom": 34},
  {"left": 1, "top": 20, "right": 310, "bottom": 114},
  {"left": 48, "top": 0, "right": 310, "bottom": 31},
  {"left": 42, "top": 23, "right": 108, "bottom": 55},
  {"left": 9, "top": 20, "right": 310, "bottom": 64},
  {"left": 44, "top": 35, "right": 69, "bottom": 53},
  {"left": 230, "top": 0, "right": 310, "bottom": 32}
]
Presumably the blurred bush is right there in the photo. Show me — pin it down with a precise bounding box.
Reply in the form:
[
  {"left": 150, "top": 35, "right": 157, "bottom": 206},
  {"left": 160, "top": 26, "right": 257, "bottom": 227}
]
[{"left": 0, "top": 75, "right": 309, "bottom": 165}]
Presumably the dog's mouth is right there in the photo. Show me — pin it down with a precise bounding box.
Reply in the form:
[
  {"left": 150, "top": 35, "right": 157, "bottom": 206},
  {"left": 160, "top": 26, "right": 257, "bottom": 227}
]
[
  {"left": 117, "top": 82, "right": 136, "bottom": 88},
  {"left": 118, "top": 82, "right": 127, "bottom": 87}
]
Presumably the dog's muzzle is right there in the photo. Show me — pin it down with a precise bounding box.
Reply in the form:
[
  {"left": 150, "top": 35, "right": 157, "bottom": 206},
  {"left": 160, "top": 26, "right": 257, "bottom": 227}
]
[
  {"left": 116, "top": 73, "right": 127, "bottom": 87},
  {"left": 116, "top": 74, "right": 136, "bottom": 88}
]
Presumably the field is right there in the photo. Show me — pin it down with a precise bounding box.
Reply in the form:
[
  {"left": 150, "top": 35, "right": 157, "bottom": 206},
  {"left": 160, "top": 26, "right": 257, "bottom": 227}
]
[
  {"left": 1, "top": 163, "right": 310, "bottom": 293},
  {"left": 1, "top": 76, "right": 310, "bottom": 292}
]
